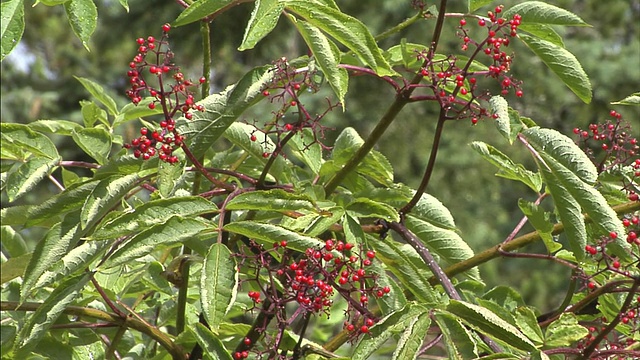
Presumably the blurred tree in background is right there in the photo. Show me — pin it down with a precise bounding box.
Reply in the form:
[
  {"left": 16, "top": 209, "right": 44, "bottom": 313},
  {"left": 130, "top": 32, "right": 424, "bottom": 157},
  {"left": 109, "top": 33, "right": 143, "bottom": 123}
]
[{"left": 1, "top": 0, "right": 638, "bottom": 311}]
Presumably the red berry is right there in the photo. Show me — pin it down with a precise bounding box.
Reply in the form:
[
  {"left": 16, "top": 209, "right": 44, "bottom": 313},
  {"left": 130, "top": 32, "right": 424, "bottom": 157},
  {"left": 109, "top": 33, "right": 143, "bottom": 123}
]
[
  {"left": 290, "top": 100, "right": 297, "bottom": 107},
  {"left": 459, "top": 19, "right": 467, "bottom": 26},
  {"left": 280, "top": 240, "right": 287, "bottom": 247},
  {"left": 250, "top": 134, "right": 257, "bottom": 142},
  {"left": 136, "top": 37, "right": 145, "bottom": 45},
  {"left": 262, "top": 152, "right": 269, "bottom": 158},
  {"left": 148, "top": 102, "right": 156, "bottom": 109},
  {"left": 284, "top": 123, "right": 293, "bottom": 131},
  {"left": 199, "top": 76, "right": 206, "bottom": 84},
  {"left": 366, "top": 250, "right": 375, "bottom": 259},
  {"left": 243, "top": 338, "right": 251, "bottom": 346},
  {"left": 162, "top": 23, "right": 171, "bottom": 32},
  {"left": 478, "top": 19, "right": 486, "bottom": 26},
  {"left": 612, "top": 260, "right": 620, "bottom": 269},
  {"left": 360, "top": 325, "right": 369, "bottom": 333},
  {"left": 262, "top": 90, "right": 270, "bottom": 96},
  {"left": 609, "top": 231, "right": 618, "bottom": 239},
  {"left": 515, "top": 90, "right": 523, "bottom": 97}
]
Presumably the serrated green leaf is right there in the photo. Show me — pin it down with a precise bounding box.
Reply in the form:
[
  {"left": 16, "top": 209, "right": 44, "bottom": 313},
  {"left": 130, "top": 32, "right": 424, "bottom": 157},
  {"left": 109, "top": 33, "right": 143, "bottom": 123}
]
[
  {"left": 94, "top": 154, "right": 156, "bottom": 178},
  {"left": 80, "top": 173, "right": 143, "bottom": 230},
  {"left": 34, "top": 240, "right": 108, "bottom": 290},
  {"left": 368, "top": 234, "right": 438, "bottom": 305},
  {"left": 113, "top": 97, "right": 164, "bottom": 126},
  {"left": 304, "top": 206, "right": 344, "bottom": 237},
  {"left": 433, "top": 310, "right": 478, "bottom": 360},
  {"left": 544, "top": 313, "right": 588, "bottom": 347},
  {"left": 489, "top": 96, "right": 511, "bottom": 143},
  {"left": 201, "top": 243, "right": 238, "bottom": 334},
  {"left": 283, "top": 0, "right": 395, "bottom": 76},
  {"left": 72, "top": 128, "right": 111, "bottom": 165},
  {"left": 6, "top": 157, "right": 60, "bottom": 202},
  {"left": 288, "top": 128, "right": 323, "bottom": 174},
  {"left": 384, "top": 42, "right": 429, "bottom": 69},
  {"left": 174, "top": 0, "right": 233, "bottom": 26},
  {"left": 342, "top": 212, "right": 365, "bottom": 245},
  {"left": 64, "top": 0, "right": 97, "bottom": 51},
  {"left": 611, "top": 92, "right": 640, "bottom": 106},
  {"left": 358, "top": 150, "right": 393, "bottom": 186},
  {"left": 447, "top": 300, "right": 537, "bottom": 352},
  {"left": 539, "top": 152, "right": 630, "bottom": 259},
  {"left": 157, "top": 159, "right": 184, "bottom": 197},
  {"left": 515, "top": 307, "right": 544, "bottom": 345},
  {"left": 470, "top": 141, "right": 542, "bottom": 192},
  {"left": 239, "top": 0, "right": 284, "bottom": 50},
  {"left": 332, "top": 127, "right": 364, "bottom": 167},
  {"left": 540, "top": 167, "right": 586, "bottom": 261},
  {"left": 518, "top": 199, "right": 560, "bottom": 253},
  {"left": 224, "top": 221, "right": 325, "bottom": 253},
  {"left": 518, "top": 34, "right": 591, "bottom": 104},
  {"left": 177, "top": 66, "right": 274, "bottom": 158},
  {"left": 410, "top": 192, "right": 456, "bottom": 230},
  {"left": 28, "top": 120, "right": 82, "bottom": 136},
  {"left": 1, "top": 0, "right": 24, "bottom": 62},
  {"left": 21, "top": 212, "right": 84, "bottom": 301},
  {"left": 226, "top": 189, "right": 316, "bottom": 213},
  {"left": 345, "top": 198, "right": 399, "bottom": 222},
  {"left": 15, "top": 273, "right": 90, "bottom": 358},
  {"left": 1, "top": 123, "right": 59, "bottom": 159},
  {"left": 191, "top": 323, "right": 234, "bottom": 360},
  {"left": 352, "top": 303, "right": 430, "bottom": 360},
  {"left": 223, "top": 122, "right": 290, "bottom": 181},
  {"left": 74, "top": 76, "right": 118, "bottom": 116},
  {"left": 393, "top": 311, "right": 431, "bottom": 360},
  {"left": 103, "top": 217, "right": 210, "bottom": 268},
  {"left": 0, "top": 225, "right": 28, "bottom": 257},
  {"left": 22, "top": 179, "right": 99, "bottom": 227},
  {"left": 80, "top": 100, "right": 108, "bottom": 128},
  {"left": 523, "top": 127, "right": 597, "bottom": 184},
  {"left": 1, "top": 252, "right": 31, "bottom": 284},
  {"left": 517, "top": 24, "right": 564, "bottom": 47},
  {"left": 405, "top": 216, "right": 481, "bottom": 281},
  {"left": 290, "top": 17, "right": 348, "bottom": 105},
  {"left": 503, "top": 1, "right": 589, "bottom": 26}
]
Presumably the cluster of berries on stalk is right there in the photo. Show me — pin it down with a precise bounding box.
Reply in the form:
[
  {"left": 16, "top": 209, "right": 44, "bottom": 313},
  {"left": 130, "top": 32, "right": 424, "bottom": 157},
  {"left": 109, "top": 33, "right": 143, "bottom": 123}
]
[
  {"left": 123, "top": 23, "right": 206, "bottom": 163},
  {"left": 234, "top": 238, "right": 389, "bottom": 359},
  {"left": 572, "top": 110, "right": 640, "bottom": 201}
]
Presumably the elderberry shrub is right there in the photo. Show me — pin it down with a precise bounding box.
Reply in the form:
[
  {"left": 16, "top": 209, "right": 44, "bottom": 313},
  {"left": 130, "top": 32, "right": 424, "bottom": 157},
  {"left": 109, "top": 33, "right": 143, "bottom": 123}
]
[{"left": 123, "top": 24, "right": 205, "bottom": 164}]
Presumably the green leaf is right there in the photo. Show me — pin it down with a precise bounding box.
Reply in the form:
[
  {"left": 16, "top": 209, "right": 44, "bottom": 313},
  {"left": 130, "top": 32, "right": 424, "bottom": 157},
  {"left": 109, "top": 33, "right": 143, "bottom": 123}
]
[
  {"left": 489, "top": 96, "right": 511, "bottom": 143},
  {"left": 33, "top": 240, "right": 108, "bottom": 290},
  {"left": 470, "top": 141, "right": 542, "bottom": 192},
  {"left": 283, "top": 0, "right": 395, "bottom": 76},
  {"left": 1, "top": 252, "right": 32, "bottom": 284},
  {"left": 80, "top": 173, "right": 143, "bottom": 230},
  {"left": 226, "top": 189, "right": 316, "bottom": 213},
  {"left": 518, "top": 34, "right": 591, "bottom": 104},
  {"left": 503, "top": 1, "right": 589, "bottom": 26},
  {"left": 118, "top": 0, "right": 128, "bottom": 12},
  {"left": 72, "top": 128, "right": 111, "bottom": 165},
  {"left": 0, "top": 123, "right": 59, "bottom": 159},
  {"left": 357, "top": 149, "right": 393, "bottom": 186},
  {"left": 23, "top": 179, "right": 99, "bottom": 227},
  {"left": 290, "top": 17, "right": 348, "bottom": 104},
  {"left": 64, "top": 0, "right": 97, "bottom": 51},
  {"left": 191, "top": 323, "right": 234, "bottom": 360},
  {"left": 405, "top": 216, "right": 481, "bottom": 281},
  {"left": 28, "top": 119, "right": 82, "bottom": 136},
  {"left": 89, "top": 196, "right": 218, "bottom": 240},
  {"left": 74, "top": 76, "right": 118, "bottom": 116},
  {"left": 21, "top": 212, "right": 84, "bottom": 301},
  {"left": 0, "top": 225, "right": 28, "bottom": 257},
  {"left": 392, "top": 311, "right": 431, "bottom": 360},
  {"left": 515, "top": 306, "right": 544, "bottom": 345},
  {"left": 433, "top": 310, "right": 478, "bottom": 360},
  {"left": 368, "top": 234, "right": 438, "bottom": 305},
  {"left": 113, "top": 97, "right": 164, "bottom": 126},
  {"left": 238, "top": 0, "right": 284, "bottom": 50},
  {"left": 544, "top": 313, "right": 588, "bottom": 347},
  {"left": 332, "top": 127, "right": 364, "bottom": 167},
  {"left": 6, "top": 157, "right": 60, "bottom": 202},
  {"left": 0, "top": 0, "right": 24, "bottom": 62},
  {"left": 103, "top": 217, "right": 210, "bottom": 268},
  {"left": 223, "top": 122, "right": 290, "bottom": 181},
  {"left": 410, "top": 192, "right": 457, "bottom": 230},
  {"left": 201, "top": 243, "right": 238, "bottom": 334},
  {"left": 174, "top": 0, "right": 234, "bottom": 26},
  {"left": 541, "top": 167, "right": 587, "bottom": 261},
  {"left": 611, "top": 92, "right": 640, "bottom": 106},
  {"left": 15, "top": 273, "right": 90, "bottom": 358},
  {"left": 518, "top": 199, "right": 560, "bottom": 253},
  {"left": 468, "top": 0, "right": 493, "bottom": 13},
  {"left": 352, "top": 303, "right": 430, "bottom": 360},
  {"left": 539, "top": 151, "right": 630, "bottom": 259},
  {"left": 345, "top": 198, "right": 399, "bottom": 222},
  {"left": 80, "top": 100, "right": 108, "bottom": 127},
  {"left": 523, "top": 127, "right": 597, "bottom": 184},
  {"left": 384, "top": 42, "right": 428, "bottom": 69},
  {"left": 224, "top": 221, "right": 325, "bottom": 254},
  {"left": 342, "top": 212, "right": 365, "bottom": 245},
  {"left": 447, "top": 300, "right": 538, "bottom": 352},
  {"left": 288, "top": 128, "right": 323, "bottom": 174},
  {"left": 176, "top": 66, "right": 274, "bottom": 158},
  {"left": 517, "top": 24, "right": 564, "bottom": 47}
]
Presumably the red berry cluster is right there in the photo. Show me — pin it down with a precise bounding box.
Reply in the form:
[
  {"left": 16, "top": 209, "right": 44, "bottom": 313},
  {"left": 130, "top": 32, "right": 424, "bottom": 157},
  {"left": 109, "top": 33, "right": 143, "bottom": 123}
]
[
  {"left": 123, "top": 24, "right": 206, "bottom": 164},
  {"left": 577, "top": 314, "right": 639, "bottom": 356},
  {"left": 572, "top": 111, "right": 639, "bottom": 201}
]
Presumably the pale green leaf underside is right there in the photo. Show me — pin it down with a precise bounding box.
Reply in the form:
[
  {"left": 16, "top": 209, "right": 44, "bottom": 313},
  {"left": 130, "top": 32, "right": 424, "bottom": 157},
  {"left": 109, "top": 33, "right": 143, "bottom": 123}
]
[
  {"left": 239, "top": 0, "right": 284, "bottom": 51},
  {"left": 503, "top": 1, "right": 589, "bottom": 26},
  {"left": 489, "top": 95, "right": 511, "bottom": 144},
  {"left": 81, "top": 173, "right": 142, "bottom": 229},
  {"left": 191, "top": 323, "right": 234, "bottom": 360},
  {"left": 224, "top": 221, "right": 326, "bottom": 254},
  {"left": 6, "top": 157, "right": 60, "bottom": 202},
  {"left": 201, "top": 243, "right": 238, "bottom": 334},
  {"left": 226, "top": 189, "right": 316, "bottom": 213},
  {"left": 64, "top": 0, "right": 97, "bottom": 51},
  {"left": 470, "top": 141, "right": 542, "bottom": 192},
  {"left": 174, "top": 0, "right": 234, "bottom": 26},
  {"left": 433, "top": 310, "right": 478, "bottom": 359},
  {"left": 1, "top": 0, "right": 24, "bottom": 62},
  {"left": 611, "top": 92, "right": 640, "bottom": 106}
]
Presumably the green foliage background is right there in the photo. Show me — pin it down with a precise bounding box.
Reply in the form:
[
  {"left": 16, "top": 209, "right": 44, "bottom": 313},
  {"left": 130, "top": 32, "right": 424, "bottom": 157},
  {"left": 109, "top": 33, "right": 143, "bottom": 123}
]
[{"left": 1, "top": 0, "right": 639, "bottom": 312}]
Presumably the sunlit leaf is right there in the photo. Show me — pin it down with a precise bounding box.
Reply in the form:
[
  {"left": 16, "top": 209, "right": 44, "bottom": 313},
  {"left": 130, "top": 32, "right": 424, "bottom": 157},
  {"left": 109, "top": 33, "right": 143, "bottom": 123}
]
[
  {"left": 503, "top": 1, "right": 589, "bottom": 26},
  {"left": 0, "top": 0, "right": 24, "bottom": 62},
  {"left": 201, "top": 243, "right": 238, "bottom": 333},
  {"left": 64, "top": 0, "right": 97, "bottom": 51},
  {"left": 238, "top": 0, "right": 284, "bottom": 50}
]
